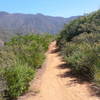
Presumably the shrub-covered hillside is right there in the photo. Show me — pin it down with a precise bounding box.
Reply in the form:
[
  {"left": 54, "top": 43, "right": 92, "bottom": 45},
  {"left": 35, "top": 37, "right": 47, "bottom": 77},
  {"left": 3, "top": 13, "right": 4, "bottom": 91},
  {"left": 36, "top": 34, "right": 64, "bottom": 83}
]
[
  {"left": 57, "top": 10, "right": 100, "bottom": 86},
  {"left": 0, "top": 33, "right": 54, "bottom": 100},
  {"left": 58, "top": 10, "right": 100, "bottom": 45}
]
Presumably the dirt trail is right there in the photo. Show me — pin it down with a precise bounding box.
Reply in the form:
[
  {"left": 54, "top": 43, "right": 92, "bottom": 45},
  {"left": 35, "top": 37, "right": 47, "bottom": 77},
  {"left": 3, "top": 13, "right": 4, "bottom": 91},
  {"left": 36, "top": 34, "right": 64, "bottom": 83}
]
[{"left": 18, "top": 41, "right": 99, "bottom": 100}]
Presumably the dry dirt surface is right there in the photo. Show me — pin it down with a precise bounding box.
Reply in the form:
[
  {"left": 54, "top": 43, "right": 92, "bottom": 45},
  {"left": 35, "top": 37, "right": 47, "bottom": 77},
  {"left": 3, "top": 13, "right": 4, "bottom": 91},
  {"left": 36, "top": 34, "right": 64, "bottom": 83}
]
[{"left": 18, "top": 41, "right": 99, "bottom": 100}]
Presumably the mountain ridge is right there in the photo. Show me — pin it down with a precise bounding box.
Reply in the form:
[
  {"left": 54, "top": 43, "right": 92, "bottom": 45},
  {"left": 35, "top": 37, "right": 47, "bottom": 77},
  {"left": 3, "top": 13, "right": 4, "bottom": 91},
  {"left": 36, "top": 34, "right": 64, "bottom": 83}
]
[{"left": 0, "top": 11, "right": 79, "bottom": 40}]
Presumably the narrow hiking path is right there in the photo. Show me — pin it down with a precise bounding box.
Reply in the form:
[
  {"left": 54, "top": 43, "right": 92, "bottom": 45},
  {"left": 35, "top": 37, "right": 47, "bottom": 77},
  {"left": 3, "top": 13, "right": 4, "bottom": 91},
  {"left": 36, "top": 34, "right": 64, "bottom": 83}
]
[{"left": 18, "top": 41, "right": 99, "bottom": 100}]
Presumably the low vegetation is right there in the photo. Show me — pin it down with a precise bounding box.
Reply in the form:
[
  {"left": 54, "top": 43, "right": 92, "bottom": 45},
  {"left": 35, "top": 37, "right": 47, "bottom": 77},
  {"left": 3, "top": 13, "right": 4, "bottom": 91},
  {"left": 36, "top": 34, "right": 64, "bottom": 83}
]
[
  {"left": 57, "top": 10, "right": 100, "bottom": 86},
  {"left": 0, "top": 33, "right": 54, "bottom": 100},
  {"left": 0, "top": 9, "right": 100, "bottom": 100},
  {"left": 4, "top": 63, "right": 35, "bottom": 99}
]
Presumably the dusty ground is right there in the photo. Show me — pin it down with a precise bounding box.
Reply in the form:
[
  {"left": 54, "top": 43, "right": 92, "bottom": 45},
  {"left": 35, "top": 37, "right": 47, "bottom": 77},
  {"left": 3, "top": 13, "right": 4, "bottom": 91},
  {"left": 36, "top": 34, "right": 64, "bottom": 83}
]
[{"left": 18, "top": 41, "right": 99, "bottom": 100}]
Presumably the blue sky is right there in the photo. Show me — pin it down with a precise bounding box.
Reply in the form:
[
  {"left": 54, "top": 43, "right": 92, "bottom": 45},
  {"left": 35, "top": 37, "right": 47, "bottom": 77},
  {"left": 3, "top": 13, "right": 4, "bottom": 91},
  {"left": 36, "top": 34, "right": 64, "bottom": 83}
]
[{"left": 0, "top": 0, "right": 100, "bottom": 17}]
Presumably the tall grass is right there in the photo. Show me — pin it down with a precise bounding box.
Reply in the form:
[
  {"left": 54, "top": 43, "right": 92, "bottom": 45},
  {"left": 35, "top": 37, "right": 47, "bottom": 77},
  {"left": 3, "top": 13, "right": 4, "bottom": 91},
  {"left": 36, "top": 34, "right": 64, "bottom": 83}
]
[
  {"left": 0, "top": 33, "right": 54, "bottom": 100},
  {"left": 60, "top": 33, "right": 100, "bottom": 83}
]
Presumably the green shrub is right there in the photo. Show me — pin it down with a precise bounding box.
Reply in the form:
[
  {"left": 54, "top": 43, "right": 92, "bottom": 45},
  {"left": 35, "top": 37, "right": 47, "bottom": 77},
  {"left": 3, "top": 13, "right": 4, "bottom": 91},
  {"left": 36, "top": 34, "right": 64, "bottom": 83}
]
[
  {"left": 0, "top": 33, "right": 54, "bottom": 100},
  {"left": 66, "top": 44, "right": 98, "bottom": 80},
  {"left": 57, "top": 9, "right": 100, "bottom": 86},
  {"left": 6, "top": 34, "right": 53, "bottom": 69},
  {"left": 57, "top": 9, "right": 100, "bottom": 47},
  {"left": 4, "top": 63, "right": 35, "bottom": 99},
  {"left": 58, "top": 32, "right": 100, "bottom": 84},
  {"left": 0, "top": 46, "right": 16, "bottom": 68}
]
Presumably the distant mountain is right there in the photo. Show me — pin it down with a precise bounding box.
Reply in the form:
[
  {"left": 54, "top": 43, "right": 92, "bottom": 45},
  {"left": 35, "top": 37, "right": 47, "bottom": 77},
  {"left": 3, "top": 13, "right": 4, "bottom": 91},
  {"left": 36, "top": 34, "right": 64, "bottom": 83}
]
[{"left": 0, "top": 11, "right": 78, "bottom": 40}]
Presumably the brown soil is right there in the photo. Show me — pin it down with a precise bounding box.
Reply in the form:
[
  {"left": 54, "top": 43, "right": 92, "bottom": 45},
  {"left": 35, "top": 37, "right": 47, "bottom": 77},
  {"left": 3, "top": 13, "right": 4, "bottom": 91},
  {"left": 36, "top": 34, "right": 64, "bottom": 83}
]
[{"left": 18, "top": 41, "right": 99, "bottom": 100}]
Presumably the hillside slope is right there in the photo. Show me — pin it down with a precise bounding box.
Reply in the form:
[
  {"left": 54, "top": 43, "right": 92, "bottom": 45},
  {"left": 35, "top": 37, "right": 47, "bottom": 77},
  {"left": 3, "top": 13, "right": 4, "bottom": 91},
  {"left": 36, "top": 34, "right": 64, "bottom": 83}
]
[{"left": 57, "top": 10, "right": 100, "bottom": 87}]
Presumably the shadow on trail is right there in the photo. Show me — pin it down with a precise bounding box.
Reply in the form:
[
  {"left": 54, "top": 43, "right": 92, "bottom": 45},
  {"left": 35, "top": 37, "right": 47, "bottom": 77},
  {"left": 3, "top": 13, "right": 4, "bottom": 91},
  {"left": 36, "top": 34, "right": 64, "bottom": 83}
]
[
  {"left": 90, "top": 84, "right": 100, "bottom": 97},
  {"left": 57, "top": 63, "right": 89, "bottom": 83},
  {"left": 57, "top": 63, "right": 100, "bottom": 98},
  {"left": 49, "top": 42, "right": 100, "bottom": 98},
  {"left": 50, "top": 48, "right": 60, "bottom": 54}
]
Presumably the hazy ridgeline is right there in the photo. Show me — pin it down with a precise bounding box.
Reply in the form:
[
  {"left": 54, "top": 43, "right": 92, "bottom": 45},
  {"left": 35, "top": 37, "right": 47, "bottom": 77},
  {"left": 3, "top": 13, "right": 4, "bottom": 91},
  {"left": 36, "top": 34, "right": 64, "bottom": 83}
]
[{"left": 0, "top": 12, "right": 78, "bottom": 41}]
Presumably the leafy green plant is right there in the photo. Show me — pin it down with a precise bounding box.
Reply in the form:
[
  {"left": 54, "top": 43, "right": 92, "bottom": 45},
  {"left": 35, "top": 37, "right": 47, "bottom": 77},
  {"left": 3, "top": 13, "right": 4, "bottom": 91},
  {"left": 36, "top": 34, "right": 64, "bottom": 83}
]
[
  {"left": 0, "top": 33, "right": 54, "bottom": 100},
  {"left": 4, "top": 63, "right": 35, "bottom": 99}
]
